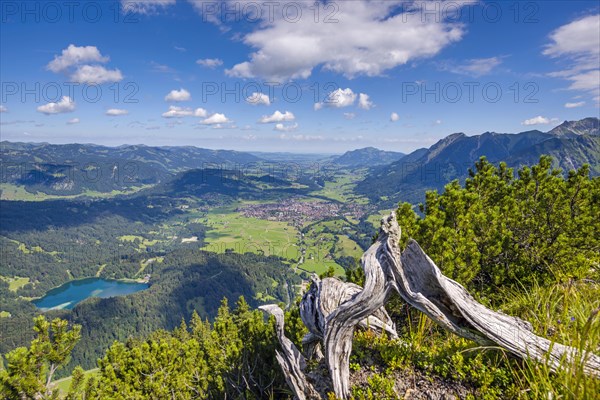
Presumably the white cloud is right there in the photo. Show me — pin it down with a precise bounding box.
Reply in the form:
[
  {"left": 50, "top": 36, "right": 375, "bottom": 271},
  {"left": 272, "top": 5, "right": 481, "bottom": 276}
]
[
  {"left": 193, "top": 108, "right": 208, "bottom": 117},
  {"left": 47, "top": 45, "right": 122, "bottom": 84},
  {"left": 161, "top": 106, "right": 207, "bottom": 118},
  {"left": 279, "top": 133, "right": 324, "bottom": 141},
  {"left": 202, "top": 113, "right": 230, "bottom": 125},
  {"left": 274, "top": 123, "right": 298, "bottom": 132},
  {"left": 565, "top": 101, "right": 586, "bottom": 108},
  {"left": 440, "top": 57, "right": 502, "bottom": 77},
  {"left": 390, "top": 112, "right": 400, "bottom": 122},
  {"left": 121, "top": 0, "right": 176, "bottom": 14},
  {"left": 315, "top": 88, "right": 357, "bottom": 110},
  {"left": 522, "top": 116, "right": 559, "bottom": 126},
  {"left": 67, "top": 118, "right": 80, "bottom": 125},
  {"left": 70, "top": 65, "right": 123, "bottom": 84},
  {"left": 196, "top": 58, "right": 224, "bottom": 68},
  {"left": 0, "top": 105, "right": 7, "bottom": 113},
  {"left": 246, "top": 92, "right": 271, "bottom": 106},
  {"left": 259, "top": 110, "right": 295, "bottom": 123},
  {"left": 343, "top": 112, "right": 356, "bottom": 120},
  {"left": 544, "top": 14, "right": 600, "bottom": 101},
  {"left": 543, "top": 15, "right": 600, "bottom": 58},
  {"left": 37, "top": 96, "right": 76, "bottom": 115},
  {"left": 165, "top": 88, "right": 191, "bottom": 102},
  {"left": 224, "top": 1, "right": 467, "bottom": 79},
  {"left": 434, "top": 119, "right": 442, "bottom": 125},
  {"left": 358, "top": 93, "right": 374, "bottom": 110},
  {"left": 106, "top": 108, "right": 129, "bottom": 116},
  {"left": 47, "top": 45, "right": 109, "bottom": 72}
]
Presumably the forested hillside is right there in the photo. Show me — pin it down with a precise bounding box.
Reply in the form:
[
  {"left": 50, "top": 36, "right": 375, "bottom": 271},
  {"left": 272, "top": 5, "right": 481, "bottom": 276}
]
[{"left": 0, "top": 141, "right": 262, "bottom": 195}]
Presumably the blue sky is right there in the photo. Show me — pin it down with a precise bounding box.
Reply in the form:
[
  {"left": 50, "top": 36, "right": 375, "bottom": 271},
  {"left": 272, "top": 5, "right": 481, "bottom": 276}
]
[{"left": 1, "top": 0, "right": 598, "bottom": 153}]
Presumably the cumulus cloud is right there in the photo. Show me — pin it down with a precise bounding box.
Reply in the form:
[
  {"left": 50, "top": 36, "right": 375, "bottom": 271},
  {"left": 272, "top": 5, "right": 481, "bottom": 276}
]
[
  {"left": 67, "top": 118, "right": 80, "bottom": 124},
  {"left": 47, "top": 44, "right": 123, "bottom": 84},
  {"left": 439, "top": 57, "right": 502, "bottom": 77},
  {"left": 246, "top": 92, "right": 271, "bottom": 106},
  {"left": 196, "top": 58, "right": 224, "bottom": 68},
  {"left": 37, "top": 96, "right": 76, "bottom": 115},
  {"left": 315, "top": 88, "right": 357, "bottom": 110},
  {"left": 121, "top": 0, "right": 176, "bottom": 14},
  {"left": 202, "top": 113, "right": 230, "bottom": 125},
  {"left": 259, "top": 110, "right": 295, "bottom": 123},
  {"left": 343, "top": 112, "right": 356, "bottom": 120},
  {"left": 0, "top": 105, "right": 7, "bottom": 113},
  {"left": 106, "top": 108, "right": 129, "bottom": 116},
  {"left": 165, "top": 88, "right": 191, "bottom": 102},
  {"left": 565, "top": 101, "right": 586, "bottom": 108},
  {"left": 543, "top": 14, "right": 600, "bottom": 102},
  {"left": 161, "top": 106, "right": 207, "bottom": 118},
  {"left": 358, "top": 93, "right": 374, "bottom": 110},
  {"left": 224, "top": 1, "right": 467, "bottom": 80},
  {"left": 390, "top": 112, "right": 400, "bottom": 122},
  {"left": 71, "top": 65, "right": 123, "bottom": 84},
  {"left": 274, "top": 123, "right": 298, "bottom": 132},
  {"left": 47, "top": 45, "right": 109, "bottom": 72},
  {"left": 522, "top": 116, "right": 559, "bottom": 126}
]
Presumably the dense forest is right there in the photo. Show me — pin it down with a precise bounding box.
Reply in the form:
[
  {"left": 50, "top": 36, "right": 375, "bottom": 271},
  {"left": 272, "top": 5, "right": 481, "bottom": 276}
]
[
  {"left": 1, "top": 248, "right": 300, "bottom": 376},
  {"left": 2, "top": 156, "right": 598, "bottom": 399}
]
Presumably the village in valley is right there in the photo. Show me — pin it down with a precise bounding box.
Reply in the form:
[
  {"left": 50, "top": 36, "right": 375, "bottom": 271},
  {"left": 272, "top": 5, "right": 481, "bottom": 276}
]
[{"left": 237, "top": 198, "right": 366, "bottom": 228}]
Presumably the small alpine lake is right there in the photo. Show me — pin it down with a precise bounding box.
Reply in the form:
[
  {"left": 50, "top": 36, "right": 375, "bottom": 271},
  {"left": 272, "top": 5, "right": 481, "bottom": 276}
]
[{"left": 32, "top": 278, "right": 149, "bottom": 311}]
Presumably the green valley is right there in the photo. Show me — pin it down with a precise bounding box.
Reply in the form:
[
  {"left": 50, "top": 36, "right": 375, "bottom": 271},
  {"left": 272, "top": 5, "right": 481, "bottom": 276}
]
[{"left": 1, "top": 118, "right": 599, "bottom": 398}]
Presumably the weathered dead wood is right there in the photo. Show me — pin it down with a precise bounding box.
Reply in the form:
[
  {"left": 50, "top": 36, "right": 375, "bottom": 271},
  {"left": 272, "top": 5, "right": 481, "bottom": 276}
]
[
  {"left": 258, "top": 304, "right": 320, "bottom": 400},
  {"left": 299, "top": 275, "right": 398, "bottom": 340},
  {"left": 321, "top": 215, "right": 401, "bottom": 398},
  {"left": 399, "top": 237, "right": 600, "bottom": 378},
  {"left": 322, "top": 213, "right": 599, "bottom": 399},
  {"left": 265, "top": 213, "right": 600, "bottom": 400}
]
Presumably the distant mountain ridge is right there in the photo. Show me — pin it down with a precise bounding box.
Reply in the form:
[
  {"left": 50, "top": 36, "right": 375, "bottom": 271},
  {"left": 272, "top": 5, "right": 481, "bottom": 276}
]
[
  {"left": 1, "top": 141, "right": 261, "bottom": 170},
  {"left": 0, "top": 141, "right": 263, "bottom": 195},
  {"left": 332, "top": 147, "right": 405, "bottom": 167},
  {"left": 356, "top": 117, "right": 600, "bottom": 204},
  {"left": 547, "top": 117, "right": 599, "bottom": 137}
]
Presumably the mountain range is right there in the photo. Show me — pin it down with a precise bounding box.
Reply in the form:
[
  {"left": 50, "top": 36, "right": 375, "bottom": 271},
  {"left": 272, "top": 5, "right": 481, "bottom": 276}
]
[
  {"left": 0, "top": 142, "right": 262, "bottom": 195},
  {"left": 356, "top": 117, "right": 600, "bottom": 204},
  {"left": 2, "top": 117, "right": 598, "bottom": 204}
]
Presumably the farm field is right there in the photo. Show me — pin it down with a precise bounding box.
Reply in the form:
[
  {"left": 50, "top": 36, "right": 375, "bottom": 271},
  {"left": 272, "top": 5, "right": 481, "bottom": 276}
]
[
  {"left": 193, "top": 203, "right": 372, "bottom": 277},
  {"left": 200, "top": 206, "right": 300, "bottom": 258}
]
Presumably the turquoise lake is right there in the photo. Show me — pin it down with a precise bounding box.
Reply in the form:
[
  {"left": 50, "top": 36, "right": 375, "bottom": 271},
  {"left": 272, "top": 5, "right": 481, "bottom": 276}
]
[{"left": 33, "top": 278, "right": 149, "bottom": 311}]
